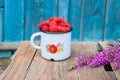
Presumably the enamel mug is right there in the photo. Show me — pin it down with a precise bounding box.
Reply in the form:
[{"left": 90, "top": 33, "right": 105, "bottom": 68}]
[{"left": 30, "top": 30, "right": 72, "bottom": 61}]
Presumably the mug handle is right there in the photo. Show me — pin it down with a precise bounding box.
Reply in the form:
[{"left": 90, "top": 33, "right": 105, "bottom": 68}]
[{"left": 30, "top": 32, "right": 41, "bottom": 49}]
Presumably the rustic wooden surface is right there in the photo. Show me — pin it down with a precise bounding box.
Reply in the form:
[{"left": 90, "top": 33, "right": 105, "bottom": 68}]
[
  {"left": 0, "top": 58, "right": 10, "bottom": 75},
  {"left": 0, "top": 42, "right": 20, "bottom": 51},
  {"left": 98, "top": 42, "right": 120, "bottom": 80},
  {"left": 1, "top": 41, "right": 120, "bottom": 80}
]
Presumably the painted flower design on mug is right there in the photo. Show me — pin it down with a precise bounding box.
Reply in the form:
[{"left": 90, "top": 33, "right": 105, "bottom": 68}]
[
  {"left": 48, "top": 44, "right": 57, "bottom": 54},
  {"left": 46, "top": 43, "right": 64, "bottom": 54}
]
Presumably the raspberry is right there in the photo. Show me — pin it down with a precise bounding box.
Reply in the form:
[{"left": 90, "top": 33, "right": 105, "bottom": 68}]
[
  {"left": 64, "top": 23, "right": 71, "bottom": 27},
  {"left": 38, "top": 17, "right": 71, "bottom": 32},
  {"left": 39, "top": 22, "right": 45, "bottom": 29},
  {"left": 63, "top": 19, "right": 68, "bottom": 23},
  {"left": 61, "top": 27, "right": 67, "bottom": 32},
  {"left": 57, "top": 26, "right": 67, "bottom": 32},
  {"left": 39, "top": 21, "right": 49, "bottom": 29},
  {"left": 49, "top": 18, "right": 54, "bottom": 22},
  {"left": 54, "top": 17, "right": 62, "bottom": 24},
  {"left": 58, "top": 23, "right": 65, "bottom": 27},
  {"left": 42, "top": 25, "right": 49, "bottom": 32},
  {"left": 66, "top": 27, "right": 70, "bottom": 31},
  {"left": 49, "top": 25, "right": 57, "bottom": 32},
  {"left": 57, "top": 26, "right": 63, "bottom": 32},
  {"left": 49, "top": 21, "right": 57, "bottom": 27}
]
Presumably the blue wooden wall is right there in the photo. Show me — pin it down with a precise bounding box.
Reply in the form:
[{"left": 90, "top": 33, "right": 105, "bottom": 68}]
[{"left": 0, "top": 0, "right": 120, "bottom": 42}]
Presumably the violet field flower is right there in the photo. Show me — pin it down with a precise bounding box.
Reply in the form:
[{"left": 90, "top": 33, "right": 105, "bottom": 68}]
[
  {"left": 74, "top": 54, "right": 92, "bottom": 69},
  {"left": 73, "top": 43, "right": 120, "bottom": 70}
]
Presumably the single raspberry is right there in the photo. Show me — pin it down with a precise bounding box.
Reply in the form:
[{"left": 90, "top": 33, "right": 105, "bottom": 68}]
[
  {"left": 58, "top": 23, "right": 65, "bottom": 27},
  {"left": 49, "top": 21, "right": 57, "bottom": 27},
  {"left": 57, "top": 26, "right": 63, "bottom": 32},
  {"left": 39, "top": 22, "right": 46, "bottom": 29},
  {"left": 49, "top": 25, "right": 57, "bottom": 32},
  {"left": 48, "top": 18, "right": 54, "bottom": 22},
  {"left": 61, "top": 27, "right": 67, "bottom": 32},
  {"left": 64, "top": 23, "right": 71, "bottom": 27},
  {"left": 54, "top": 17, "right": 62, "bottom": 24},
  {"left": 42, "top": 25, "right": 49, "bottom": 32}
]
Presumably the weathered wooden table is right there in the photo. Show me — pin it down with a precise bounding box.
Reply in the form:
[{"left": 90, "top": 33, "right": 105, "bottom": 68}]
[{"left": 0, "top": 41, "right": 120, "bottom": 80}]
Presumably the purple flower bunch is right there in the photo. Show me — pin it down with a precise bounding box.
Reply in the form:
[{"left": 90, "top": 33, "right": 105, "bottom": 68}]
[{"left": 74, "top": 44, "right": 120, "bottom": 70}]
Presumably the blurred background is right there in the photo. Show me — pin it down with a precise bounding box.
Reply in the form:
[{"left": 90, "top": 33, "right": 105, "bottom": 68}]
[{"left": 0, "top": 0, "right": 120, "bottom": 58}]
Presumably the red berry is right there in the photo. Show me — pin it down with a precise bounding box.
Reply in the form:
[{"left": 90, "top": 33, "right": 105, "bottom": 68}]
[
  {"left": 54, "top": 17, "right": 62, "bottom": 24},
  {"left": 38, "top": 17, "right": 71, "bottom": 32},
  {"left": 44, "top": 21, "right": 49, "bottom": 27},
  {"left": 57, "top": 26, "right": 62, "bottom": 32},
  {"left": 49, "top": 21, "right": 57, "bottom": 27},
  {"left": 61, "top": 27, "right": 67, "bottom": 32},
  {"left": 49, "top": 18, "right": 54, "bottom": 22},
  {"left": 65, "top": 27, "right": 70, "bottom": 31},
  {"left": 58, "top": 23, "right": 65, "bottom": 27},
  {"left": 57, "top": 26, "right": 67, "bottom": 32},
  {"left": 64, "top": 23, "right": 71, "bottom": 27},
  {"left": 39, "top": 21, "right": 49, "bottom": 29},
  {"left": 42, "top": 25, "right": 49, "bottom": 31},
  {"left": 49, "top": 25, "right": 57, "bottom": 32},
  {"left": 39, "top": 22, "right": 45, "bottom": 29},
  {"left": 63, "top": 19, "right": 68, "bottom": 23}
]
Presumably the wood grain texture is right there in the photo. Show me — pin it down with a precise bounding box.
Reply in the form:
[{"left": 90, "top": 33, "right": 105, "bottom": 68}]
[
  {"left": 0, "top": 0, "right": 4, "bottom": 8},
  {"left": 0, "top": 42, "right": 20, "bottom": 50},
  {"left": 58, "top": 0, "right": 69, "bottom": 19},
  {"left": 68, "top": 0, "right": 82, "bottom": 41},
  {"left": 25, "top": 0, "right": 57, "bottom": 40},
  {"left": 0, "top": 0, "right": 4, "bottom": 41},
  {"left": 80, "top": 0, "right": 106, "bottom": 41},
  {"left": 0, "top": 58, "right": 10, "bottom": 75},
  {"left": 0, "top": 9, "right": 3, "bottom": 41},
  {"left": 0, "top": 41, "right": 38, "bottom": 80},
  {"left": 98, "top": 42, "right": 120, "bottom": 80},
  {"left": 4, "top": 0, "right": 24, "bottom": 41},
  {"left": 24, "top": 42, "right": 109, "bottom": 80},
  {"left": 104, "top": 0, "right": 120, "bottom": 41},
  {"left": 106, "top": 71, "right": 116, "bottom": 80}
]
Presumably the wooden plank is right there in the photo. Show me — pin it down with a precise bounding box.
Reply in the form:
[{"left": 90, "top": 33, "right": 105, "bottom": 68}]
[
  {"left": 106, "top": 71, "right": 116, "bottom": 80},
  {"left": 68, "top": 0, "right": 82, "bottom": 41},
  {"left": 0, "top": 0, "right": 4, "bottom": 8},
  {"left": 0, "top": 58, "right": 10, "bottom": 75},
  {"left": 0, "top": 42, "right": 20, "bottom": 51},
  {"left": 0, "top": 9, "right": 3, "bottom": 41},
  {"left": 80, "top": 0, "right": 106, "bottom": 41},
  {"left": 104, "top": 0, "right": 120, "bottom": 41},
  {"left": 0, "top": 0, "right": 4, "bottom": 41},
  {"left": 0, "top": 0, "right": 14, "bottom": 58},
  {"left": 24, "top": 42, "right": 109, "bottom": 80},
  {"left": 58, "top": 0, "right": 69, "bottom": 19},
  {"left": 4, "top": 0, "right": 24, "bottom": 41},
  {"left": 0, "top": 41, "right": 38, "bottom": 80},
  {"left": 0, "top": 42, "right": 19, "bottom": 58},
  {"left": 25, "top": 0, "right": 57, "bottom": 40},
  {"left": 98, "top": 42, "right": 120, "bottom": 80}
]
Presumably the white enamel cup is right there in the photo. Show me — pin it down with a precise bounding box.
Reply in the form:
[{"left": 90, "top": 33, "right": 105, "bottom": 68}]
[{"left": 30, "top": 30, "right": 72, "bottom": 61}]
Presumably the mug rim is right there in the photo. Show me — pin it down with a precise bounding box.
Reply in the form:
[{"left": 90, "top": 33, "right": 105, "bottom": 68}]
[{"left": 39, "top": 27, "right": 72, "bottom": 34}]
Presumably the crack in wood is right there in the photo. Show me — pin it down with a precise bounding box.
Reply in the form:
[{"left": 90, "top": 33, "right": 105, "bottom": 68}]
[{"left": 23, "top": 49, "right": 38, "bottom": 80}]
